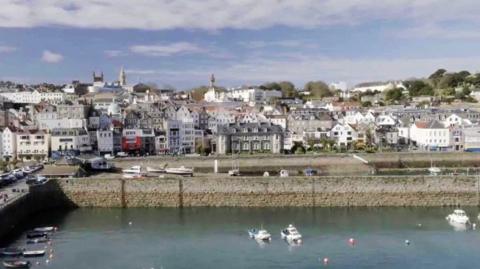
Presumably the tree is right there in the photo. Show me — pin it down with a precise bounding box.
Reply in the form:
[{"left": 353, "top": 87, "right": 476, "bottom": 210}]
[
  {"left": 385, "top": 88, "right": 403, "bottom": 103},
  {"left": 190, "top": 86, "right": 209, "bottom": 101},
  {"left": 405, "top": 80, "right": 433, "bottom": 97},
  {"left": 361, "top": 101, "right": 372, "bottom": 107},
  {"left": 429, "top": 68, "right": 447, "bottom": 80},
  {"left": 261, "top": 81, "right": 297, "bottom": 98},
  {"left": 304, "top": 81, "right": 333, "bottom": 98}
]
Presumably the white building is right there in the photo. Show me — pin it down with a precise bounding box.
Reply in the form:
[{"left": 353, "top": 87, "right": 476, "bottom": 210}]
[
  {"left": 38, "top": 118, "right": 86, "bottom": 130},
  {"left": 96, "top": 130, "right": 114, "bottom": 154},
  {"left": 1, "top": 127, "right": 16, "bottom": 160},
  {"left": 444, "top": 114, "right": 472, "bottom": 127},
  {"left": 352, "top": 81, "right": 406, "bottom": 93},
  {"left": 16, "top": 130, "right": 49, "bottom": 161},
  {"left": 330, "top": 123, "right": 358, "bottom": 146},
  {"left": 0, "top": 90, "right": 65, "bottom": 104},
  {"left": 409, "top": 120, "right": 451, "bottom": 151},
  {"left": 51, "top": 128, "right": 91, "bottom": 153},
  {"left": 226, "top": 87, "right": 282, "bottom": 104}
]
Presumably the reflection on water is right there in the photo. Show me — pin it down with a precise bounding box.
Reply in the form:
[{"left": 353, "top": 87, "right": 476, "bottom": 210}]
[{"left": 4, "top": 207, "right": 480, "bottom": 269}]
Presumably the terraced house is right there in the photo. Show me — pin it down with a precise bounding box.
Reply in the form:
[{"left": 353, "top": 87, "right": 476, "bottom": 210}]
[{"left": 216, "top": 122, "right": 284, "bottom": 154}]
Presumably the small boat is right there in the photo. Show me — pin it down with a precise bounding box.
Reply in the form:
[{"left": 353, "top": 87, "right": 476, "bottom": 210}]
[
  {"left": 304, "top": 168, "right": 317, "bottom": 176},
  {"left": 26, "top": 231, "right": 48, "bottom": 239},
  {"left": 1, "top": 247, "right": 24, "bottom": 256},
  {"left": 122, "top": 166, "right": 146, "bottom": 178},
  {"left": 228, "top": 169, "right": 240, "bottom": 176},
  {"left": 165, "top": 166, "right": 194, "bottom": 176},
  {"left": 22, "top": 250, "right": 46, "bottom": 257},
  {"left": 3, "top": 260, "right": 31, "bottom": 268},
  {"left": 446, "top": 209, "right": 470, "bottom": 224},
  {"left": 279, "top": 170, "right": 289, "bottom": 177},
  {"left": 26, "top": 238, "right": 49, "bottom": 244},
  {"left": 33, "top": 226, "right": 56, "bottom": 233},
  {"left": 428, "top": 166, "right": 441, "bottom": 175},
  {"left": 248, "top": 228, "right": 272, "bottom": 241},
  {"left": 281, "top": 224, "right": 302, "bottom": 242},
  {"left": 263, "top": 171, "right": 270, "bottom": 177},
  {"left": 146, "top": 166, "right": 166, "bottom": 173}
]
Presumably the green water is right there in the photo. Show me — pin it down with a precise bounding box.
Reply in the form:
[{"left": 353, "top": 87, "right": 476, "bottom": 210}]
[{"left": 4, "top": 207, "right": 480, "bottom": 268}]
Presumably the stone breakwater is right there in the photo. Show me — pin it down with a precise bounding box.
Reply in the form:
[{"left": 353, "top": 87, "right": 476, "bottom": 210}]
[{"left": 45, "top": 175, "right": 480, "bottom": 207}]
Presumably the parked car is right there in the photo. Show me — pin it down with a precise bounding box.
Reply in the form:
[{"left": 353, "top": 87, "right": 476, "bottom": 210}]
[{"left": 117, "top": 152, "right": 128, "bottom": 157}]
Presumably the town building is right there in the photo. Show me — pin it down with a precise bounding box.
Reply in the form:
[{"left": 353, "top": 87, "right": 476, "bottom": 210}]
[
  {"left": 121, "top": 128, "right": 155, "bottom": 155},
  {"left": 51, "top": 128, "right": 92, "bottom": 156},
  {"left": 16, "top": 130, "right": 49, "bottom": 161}
]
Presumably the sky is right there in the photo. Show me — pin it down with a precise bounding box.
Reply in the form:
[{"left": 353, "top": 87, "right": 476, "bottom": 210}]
[{"left": 1, "top": 0, "right": 480, "bottom": 90}]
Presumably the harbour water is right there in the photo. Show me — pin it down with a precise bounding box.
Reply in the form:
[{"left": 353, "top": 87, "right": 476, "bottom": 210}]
[{"left": 3, "top": 207, "right": 480, "bottom": 269}]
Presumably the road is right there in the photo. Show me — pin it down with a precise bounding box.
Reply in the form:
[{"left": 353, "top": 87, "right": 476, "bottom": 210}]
[{"left": 0, "top": 179, "right": 29, "bottom": 209}]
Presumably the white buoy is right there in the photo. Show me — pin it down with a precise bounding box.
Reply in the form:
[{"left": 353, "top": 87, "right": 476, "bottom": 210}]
[
  {"left": 128, "top": 221, "right": 133, "bottom": 226},
  {"left": 323, "top": 257, "right": 329, "bottom": 266},
  {"left": 473, "top": 223, "right": 476, "bottom": 230},
  {"left": 405, "top": 239, "right": 410, "bottom": 245},
  {"left": 348, "top": 238, "right": 356, "bottom": 246},
  {"left": 417, "top": 223, "right": 422, "bottom": 228}
]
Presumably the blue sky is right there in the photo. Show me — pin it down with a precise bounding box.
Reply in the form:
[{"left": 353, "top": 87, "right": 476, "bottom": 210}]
[{"left": 1, "top": 0, "right": 480, "bottom": 89}]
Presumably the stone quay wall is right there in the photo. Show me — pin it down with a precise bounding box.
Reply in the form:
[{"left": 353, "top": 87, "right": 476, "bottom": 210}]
[{"left": 49, "top": 175, "right": 480, "bottom": 208}]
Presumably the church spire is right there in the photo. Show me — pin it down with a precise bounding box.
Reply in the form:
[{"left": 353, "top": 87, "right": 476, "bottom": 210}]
[
  {"left": 209, "top": 73, "right": 215, "bottom": 88},
  {"left": 119, "top": 66, "right": 126, "bottom": 86}
]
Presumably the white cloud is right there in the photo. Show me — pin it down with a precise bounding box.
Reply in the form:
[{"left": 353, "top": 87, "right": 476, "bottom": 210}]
[
  {"left": 41, "top": 50, "right": 64, "bottom": 63},
  {"left": 0, "top": 0, "right": 479, "bottom": 31},
  {"left": 0, "top": 45, "right": 16, "bottom": 53},
  {"left": 130, "top": 42, "right": 204, "bottom": 57}
]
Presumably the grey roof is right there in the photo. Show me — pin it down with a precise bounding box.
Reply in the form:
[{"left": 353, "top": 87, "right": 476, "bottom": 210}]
[{"left": 218, "top": 122, "right": 284, "bottom": 135}]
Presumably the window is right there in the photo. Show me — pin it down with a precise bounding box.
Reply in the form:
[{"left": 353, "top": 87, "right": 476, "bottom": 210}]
[{"left": 242, "top": 142, "right": 249, "bottom": 150}]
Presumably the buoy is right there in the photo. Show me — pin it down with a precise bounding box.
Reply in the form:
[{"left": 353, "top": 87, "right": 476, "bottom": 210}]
[
  {"left": 36, "top": 262, "right": 40, "bottom": 265},
  {"left": 128, "top": 221, "right": 133, "bottom": 226},
  {"left": 45, "top": 259, "right": 49, "bottom": 264},
  {"left": 417, "top": 223, "right": 422, "bottom": 228},
  {"left": 323, "top": 257, "right": 329, "bottom": 266},
  {"left": 473, "top": 223, "right": 477, "bottom": 230},
  {"left": 348, "top": 238, "right": 356, "bottom": 246},
  {"left": 405, "top": 239, "right": 410, "bottom": 245}
]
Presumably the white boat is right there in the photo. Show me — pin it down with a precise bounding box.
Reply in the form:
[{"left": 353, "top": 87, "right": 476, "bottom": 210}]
[
  {"left": 428, "top": 160, "right": 441, "bottom": 175},
  {"left": 279, "top": 170, "right": 289, "bottom": 177},
  {"left": 248, "top": 228, "right": 272, "bottom": 241},
  {"left": 263, "top": 171, "right": 270, "bottom": 177},
  {"left": 228, "top": 169, "right": 240, "bottom": 176},
  {"left": 122, "top": 166, "right": 146, "bottom": 178},
  {"left": 90, "top": 158, "right": 114, "bottom": 171},
  {"left": 104, "top": 154, "right": 115, "bottom": 160},
  {"left": 33, "top": 226, "right": 56, "bottom": 233},
  {"left": 147, "top": 166, "right": 166, "bottom": 173},
  {"left": 22, "top": 250, "right": 46, "bottom": 257},
  {"left": 446, "top": 209, "right": 470, "bottom": 224},
  {"left": 117, "top": 152, "right": 129, "bottom": 157},
  {"left": 281, "top": 224, "right": 302, "bottom": 242},
  {"left": 165, "top": 166, "right": 193, "bottom": 176}
]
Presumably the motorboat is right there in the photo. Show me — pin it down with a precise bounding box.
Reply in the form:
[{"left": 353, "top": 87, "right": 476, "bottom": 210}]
[
  {"left": 147, "top": 166, "right": 166, "bottom": 173},
  {"left": 281, "top": 224, "right": 302, "bottom": 242},
  {"left": 117, "top": 152, "right": 128, "bottom": 157},
  {"left": 446, "top": 209, "right": 470, "bottom": 225},
  {"left": 89, "top": 158, "right": 115, "bottom": 171},
  {"left": 26, "top": 231, "right": 48, "bottom": 239},
  {"left": 22, "top": 250, "right": 46, "bottom": 257},
  {"left": 1, "top": 247, "right": 24, "bottom": 256},
  {"left": 248, "top": 228, "right": 272, "bottom": 241},
  {"left": 3, "top": 260, "right": 31, "bottom": 268},
  {"left": 165, "top": 166, "right": 194, "bottom": 176},
  {"left": 228, "top": 169, "right": 240, "bottom": 176},
  {"left": 33, "top": 226, "right": 56, "bottom": 233},
  {"left": 428, "top": 166, "right": 441, "bottom": 175},
  {"left": 263, "top": 171, "right": 270, "bottom": 177},
  {"left": 12, "top": 169, "right": 24, "bottom": 179},
  {"left": 26, "top": 238, "right": 49, "bottom": 244},
  {"left": 279, "top": 170, "right": 289, "bottom": 177},
  {"left": 104, "top": 154, "right": 115, "bottom": 160},
  {"left": 122, "top": 166, "right": 146, "bottom": 178},
  {"left": 304, "top": 168, "right": 317, "bottom": 176}
]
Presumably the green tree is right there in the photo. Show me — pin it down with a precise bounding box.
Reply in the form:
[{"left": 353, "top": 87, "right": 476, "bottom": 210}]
[
  {"left": 429, "top": 68, "right": 447, "bottom": 80},
  {"left": 385, "top": 88, "right": 403, "bottom": 103},
  {"left": 361, "top": 101, "right": 372, "bottom": 107},
  {"left": 405, "top": 80, "right": 434, "bottom": 97},
  {"left": 261, "top": 81, "right": 297, "bottom": 98},
  {"left": 304, "top": 81, "right": 333, "bottom": 98},
  {"left": 190, "top": 86, "right": 209, "bottom": 101}
]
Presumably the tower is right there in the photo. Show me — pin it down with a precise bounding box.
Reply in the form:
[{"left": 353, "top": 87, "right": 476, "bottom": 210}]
[
  {"left": 119, "top": 66, "right": 127, "bottom": 86},
  {"left": 209, "top": 73, "right": 215, "bottom": 88}
]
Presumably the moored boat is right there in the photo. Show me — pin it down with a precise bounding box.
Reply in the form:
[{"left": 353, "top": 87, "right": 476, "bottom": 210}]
[
  {"left": 281, "top": 224, "right": 302, "bottom": 242},
  {"left": 22, "top": 250, "right": 46, "bottom": 257},
  {"left": 446, "top": 209, "right": 470, "bottom": 225},
  {"left": 248, "top": 228, "right": 272, "bottom": 241},
  {"left": 3, "top": 260, "right": 31, "bottom": 268},
  {"left": 1, "top": 247, "right": 24, "bottom": 256},
  {"left": 26, "top": 238, "right": 49, "bottom": 244},
  {"left": 122, "top": 166, "right": 146, "bottom": 178},
  {"left": 228, "top": 169, "right": 240, "bottom": 176},
  {"left": 26, "top": 231, "right": 48, "bottom": 239},
  {"left": 33, "top": 226, "right": 56, "bottom": 233},
  {"left": 165, "top": 166, "right": 193, "bottom": 176},
  {"left": 279, "top": 170, "right": 289, "bottom": 177},
  {"left": 146, "top": 166, "right": 166, "bottom": 173}
]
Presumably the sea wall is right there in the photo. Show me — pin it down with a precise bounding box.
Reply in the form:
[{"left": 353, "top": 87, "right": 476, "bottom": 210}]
[{"left": 49, "top": 175, "right": 480, "bottom": 207}]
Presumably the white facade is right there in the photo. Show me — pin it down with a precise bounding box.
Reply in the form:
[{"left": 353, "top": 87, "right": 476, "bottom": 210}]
[
  {"left": 444, "top": 114, "right": 472, "bottom": 127},
  {"left": 204, "top": 88, "right": 226, "bottom": 102},
  {"left": 226, "top": 88, "right": 282, "bottom": 103},
  {"left": 37, "top": 118, "right": 86, "bottom": 130},
  {"left": 352, "top": 81, "right": 406, "bottom": 93},
  {"left": 96, "top": 130, "right": 114, "bottom": 153},
  {"left": 1, "top": 127, "right": 16, "bottom": 159},
  {"left": 409, "top": 121, "right": 451, "bottom": 150},
  {"left": 16, "top": 131, "right": 49, "bottom": 161},
  {"left": 0, "top": 90, "right": 65, "bottom": 104},
  {"left": 330, "top": 123, "right": 358, "bottom": 146},
  {"left": 51, "top": 128, "right": 91, "bottom": 152}
]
